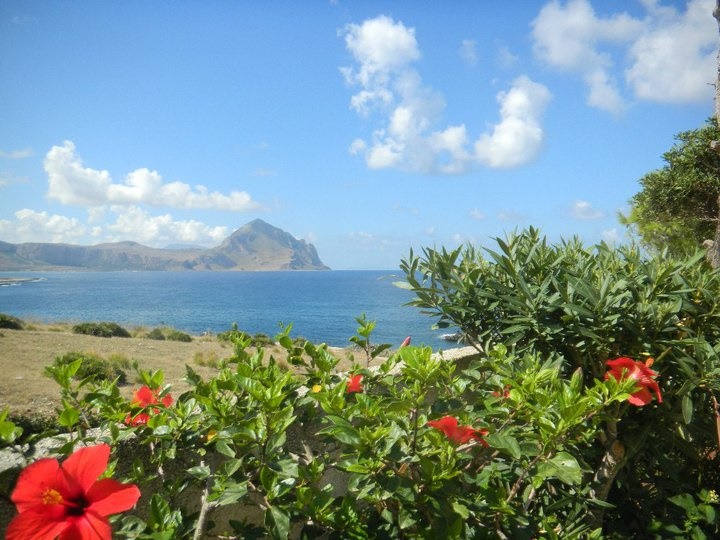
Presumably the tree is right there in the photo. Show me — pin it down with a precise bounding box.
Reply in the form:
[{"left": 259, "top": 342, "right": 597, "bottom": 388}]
[{"left": 624, "top": 118, "right": 720, "bottom": 257}]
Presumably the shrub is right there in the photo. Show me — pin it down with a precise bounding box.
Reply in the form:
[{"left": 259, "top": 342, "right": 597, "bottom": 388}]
[
  {"left": 145, "top": 326, "right": 192, "bottom": 342},
  {"left": 0, "top": 313, "right": 24, "bottom": 330},
  {"left": 72, "top": 322, "right": 131, "bottom": 338},
  {"left": 401, "top": 227, "right": 720, "bottom": 534},
  {"left": 146, "top": 328, "right": 166, "bottom": 340},
  {"left": 166, "top": 329, "right": 192, "bottom": 342},
  {"left": 218, "top": 324, "right": 273, "bottom": 347}
]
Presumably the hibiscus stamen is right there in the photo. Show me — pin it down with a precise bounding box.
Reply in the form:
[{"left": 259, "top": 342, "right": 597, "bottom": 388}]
[{"left": 41, "top": 488, "right": 64, "bottom": 505}]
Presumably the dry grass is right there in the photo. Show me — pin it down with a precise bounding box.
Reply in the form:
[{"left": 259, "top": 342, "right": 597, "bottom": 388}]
[{"left": 0, "top": 324, "right": 365, "bottom": 419}]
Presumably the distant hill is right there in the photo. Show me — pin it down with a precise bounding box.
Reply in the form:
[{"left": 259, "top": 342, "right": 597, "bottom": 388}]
[{"left": 0, "top": 219, "right": 330, "bottom": 271}]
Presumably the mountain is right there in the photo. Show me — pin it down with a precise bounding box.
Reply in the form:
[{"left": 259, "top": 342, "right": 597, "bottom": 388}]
[{"left": 0, "top": 219, "right": 330, "bottom": 271}]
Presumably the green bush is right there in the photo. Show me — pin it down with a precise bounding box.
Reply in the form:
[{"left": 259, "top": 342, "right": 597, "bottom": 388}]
[
  {"left": 72, "top": 321, "right": 131, "bottom": 338},
  {"left": 166, "top": 329, "right": 192, "bottom": 342},
  {"left": 49, "top": 351, "right": 127, "bottom": 385},
  {"left": 218, "top": 324, "right": 273, "bottom": 347},
  {"left": 401, "top": 227, "right": 720, "bottom": 535},
  {"left": 145, "top": 326, "right": 192, "bottom": 342},
  {"left": 146, "top": 328, "right": 166, "bottom": 340},
  {"left": 0, "top": 313, "right": 24, "bottom": 330}
]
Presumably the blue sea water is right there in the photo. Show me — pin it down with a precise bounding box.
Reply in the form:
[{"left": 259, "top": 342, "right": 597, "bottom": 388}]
[{"left": 0, "top": 271, "right": 457, "bottom": 349}]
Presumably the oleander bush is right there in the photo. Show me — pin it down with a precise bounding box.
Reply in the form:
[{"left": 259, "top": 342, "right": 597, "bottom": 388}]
[
  {"left": 72, "top": 321, "right": 131, "bottom": 338},
  {"left": 400, "top": 227, "right": 720, "bottom": 536}
]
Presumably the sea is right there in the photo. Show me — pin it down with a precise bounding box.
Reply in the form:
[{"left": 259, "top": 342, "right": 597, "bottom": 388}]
[{"left": 0, "top": 271, "right": 459, "bottom": 349}]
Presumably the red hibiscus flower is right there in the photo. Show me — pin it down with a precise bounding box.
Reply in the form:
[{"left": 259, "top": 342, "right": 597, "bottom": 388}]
[
  {"left": 400, "top": 336, "right": 411, "bottom": 348},
  {"left": 427, "top": 415, "right": 489, "bottom": 446},
  {"left": 6, "top": 443, "right": 140, "bottom": 540},
  {"left": 605, "top": 357, "right": 662, "bottom": 406},
  {"left": 492, "top": 385, "right": 511, "bottom": 398},
  {"left": 346, "top": 374, "right": 363, "bottom": 394},
  {"left": 124, "top": 385, "right": 173, "bottom": 426}
]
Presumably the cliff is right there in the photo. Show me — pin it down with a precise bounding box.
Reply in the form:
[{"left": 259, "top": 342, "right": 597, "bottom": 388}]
[{"left": 0, "top": 220, "right": 329, "bottom": 271}]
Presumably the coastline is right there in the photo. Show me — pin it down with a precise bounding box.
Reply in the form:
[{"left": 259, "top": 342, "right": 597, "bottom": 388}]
[{"left": 0, "top": 277, "right": 41, "bottom": 285}]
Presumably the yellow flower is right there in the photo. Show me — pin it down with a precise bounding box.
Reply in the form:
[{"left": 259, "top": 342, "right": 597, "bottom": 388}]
[
  {"left": 311, "top": 384, "right": 322, "bottom": 393},
  {"left": 206, "top": 429, "right": 218, "bottom": 443}
]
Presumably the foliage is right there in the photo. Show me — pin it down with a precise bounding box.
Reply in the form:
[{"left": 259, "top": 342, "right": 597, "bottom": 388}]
[
  {"left": 218, "top": 322, "right": 274, "bottom": 347},
  {"left": 48, "top": 351, "right": 128, "bottom": 385},
  {"left": 0, "top": 313, "right": 24, "bottom": 330},
  {"left": 624, "top": 117, "right": 720, "bottom": 255},
  {"left": 72, "top": 321, "right": 131, "bottom": 338},
  {"left": 146, "top": 328, "right": 166, "bottom": 340},
  {"left": 6, "top": 232, "right": 720, "bottom": 537},
  {"left": 400, "top": 228, "right": 720, "bottom": 535},
  {"left": 31, "top": 324, "right": 647, "bottom": 539},
  {"left": 166, "top": 329, "right": 192, "bottom": 342}
]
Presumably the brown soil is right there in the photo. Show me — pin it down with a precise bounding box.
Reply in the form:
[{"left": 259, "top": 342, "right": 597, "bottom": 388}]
[{"left": 0, "top": 325, "right": 362, "bottom": 420}]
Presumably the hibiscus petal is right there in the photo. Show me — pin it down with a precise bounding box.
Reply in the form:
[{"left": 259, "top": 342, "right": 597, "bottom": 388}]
[
  {"left": 61, "top": 444, "right": 110, "bottom": 493},
  {"left": 10, "top": 457, "right": 61, "bottom": 510},
  {"left": 86, "top": 478, "right": 141, "bottom": 516},
  {"left": 5, "top": 508, "right": 69, "bottom": 540},
  {"left": 133, "top": 385, "right": 156, "bottom": 407},
  {"left": 606, "top": 357, "right": 636, "bottom": 371},
  {"left": 628, "top": 388, "right": 653, "bottom": 406},
  {"left": 60, "top": 512, "right": 112, "bottom": 540}
]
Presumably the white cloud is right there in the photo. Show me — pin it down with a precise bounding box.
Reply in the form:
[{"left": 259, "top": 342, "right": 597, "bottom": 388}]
[
  {"left": 44, "top": 141, "right": 259, "bottom": 211},
  {"left": 626, "top": 0, "right": 716, "bottom": 103},
  {"left": 0, "top": 209, "right": 86, "bottom": 243},
  {"left": 496, "top": 43, "right": 519, "bottom": 69},
  {"left": 532, "top": 0, "right": 715, "bottom": 113},
  {"left": 349, "top": 231, "right": 374, "bottom": 242},
  {"left": 470, "top": 208, "right": 486, "bottom": 220},
  {"left": 497, "top": 210, "right": 526, "bottom": 222},
  {"left": 474, "top": 76, "right": 552, "bottom": 168},
  {"left": 341, "top": 15, "right": 420, "bottom": 101},
  {"left": 105, "top": 206, "right": 229, "bottom": 245},
  {"left": 0, "top": 148, "right": 33, "bottom": 159},
  {"left": 342, "top": 16, "right": 551, "bottom": 173},
  {"left": 570, "top": 200, "right": 604, "bottom": 220},
  {"left": 459, "top": 39, "right": 479, "bottom": 67},
  {"left": 0, "top": 205, "right": 230, "bottom": 247}
]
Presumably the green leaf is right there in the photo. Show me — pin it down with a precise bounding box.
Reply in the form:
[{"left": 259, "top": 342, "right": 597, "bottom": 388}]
[
  {"left": 266, "top": 506, "right": 290, "bottom": 540},
  {"left": 451, "top": 500, "right": 470, "bottom": 520},
  {"left": 187, "top": 465, "right": 211, "bottom": 480},
  {"left": 485, "top": 432, "right": 522, "bottom": 459},
  {"left": 681, "top": 394, "right": 693, "bottom": 424},
  {"left": 216, "top": 439, "right": 236, "bottom": 458},
  {"left": 58, "top": 406, "right": 79, "bottom": 428},
  {"left": 536, "top": 452, "right": 582, "bottom": 485},
  {"left": 669, "top": 493, "right": 696, "bottom": 512},
  {"left": 212, "top": 481, "right": 248, "bottom": 507}
]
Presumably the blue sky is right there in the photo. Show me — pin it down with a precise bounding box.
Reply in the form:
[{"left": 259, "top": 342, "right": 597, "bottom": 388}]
[{"left": 0, "top": 0, "right": 715, "bottom": 269}]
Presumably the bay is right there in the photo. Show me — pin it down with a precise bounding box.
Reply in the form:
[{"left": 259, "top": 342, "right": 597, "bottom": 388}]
[{"left": 0, "top": 271, "right": 457, "bottom": 349}]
